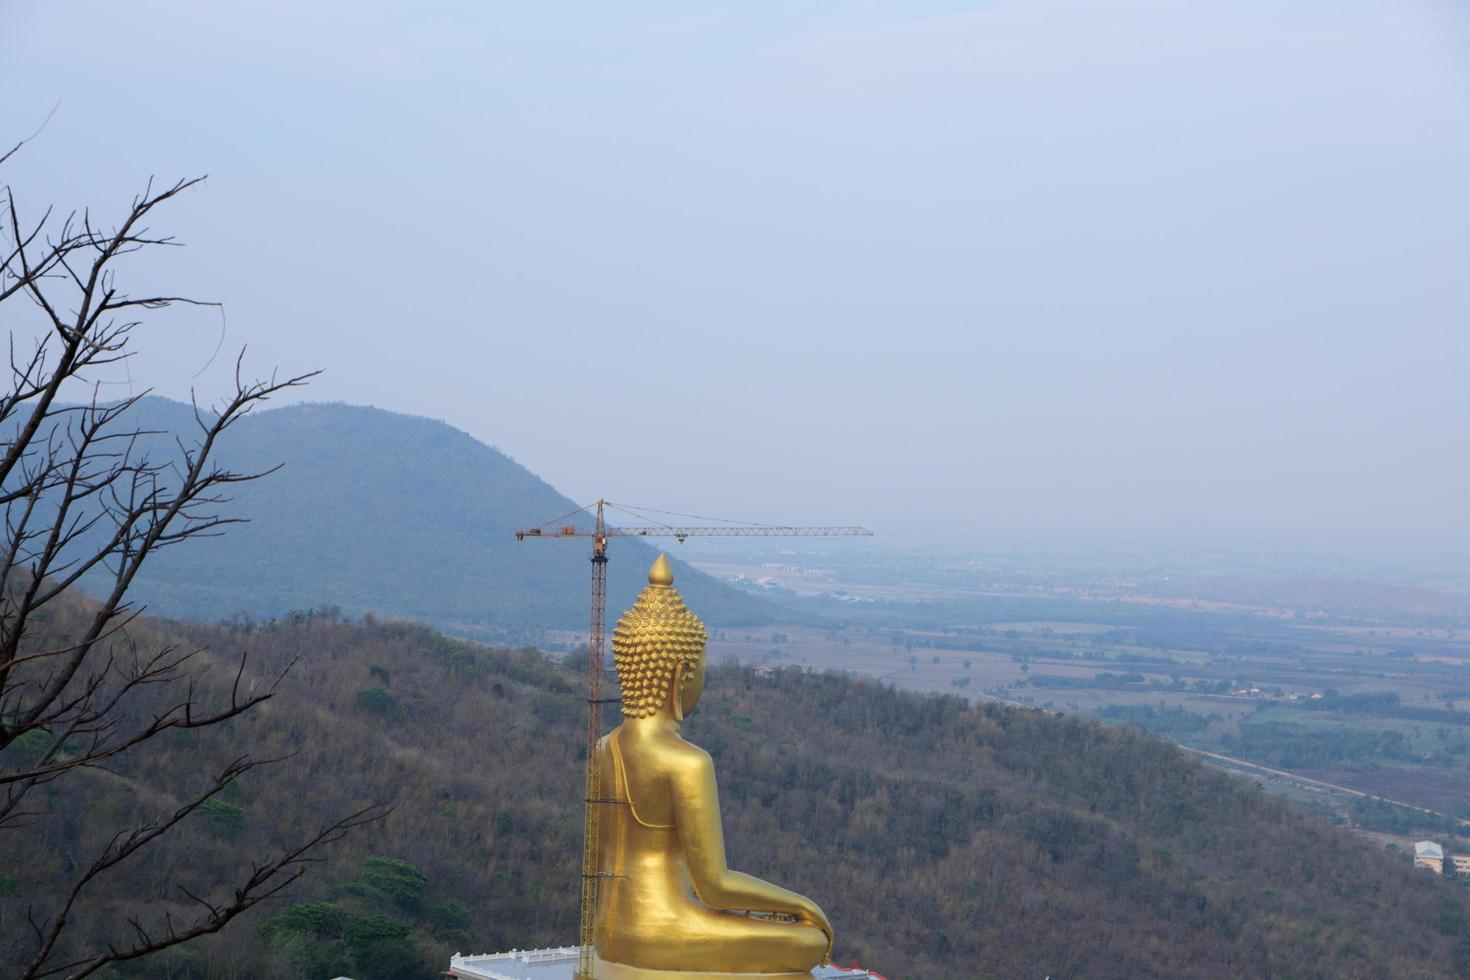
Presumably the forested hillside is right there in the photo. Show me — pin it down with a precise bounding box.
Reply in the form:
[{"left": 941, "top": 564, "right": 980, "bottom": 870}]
[
  {"left": 4, "top": 609, "right": 1467, "bottom": 979},
  {"left": 75, "top": 397, "right": 780, "bottom": 634}
]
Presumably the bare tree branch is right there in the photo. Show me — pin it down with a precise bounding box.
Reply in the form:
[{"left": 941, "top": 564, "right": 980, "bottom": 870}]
[{"left": 1, "top": 148, "right": 364, "bottom": 978}]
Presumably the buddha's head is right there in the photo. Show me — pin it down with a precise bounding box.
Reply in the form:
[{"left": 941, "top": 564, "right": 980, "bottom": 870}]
[{"left": 611, "top": 554, "right": 709, "bottom": 720}]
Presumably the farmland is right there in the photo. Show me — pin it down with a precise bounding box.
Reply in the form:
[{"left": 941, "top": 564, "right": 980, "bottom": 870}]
[{"left": 693, "top": 545, "right": 1470, "bottom": 854}]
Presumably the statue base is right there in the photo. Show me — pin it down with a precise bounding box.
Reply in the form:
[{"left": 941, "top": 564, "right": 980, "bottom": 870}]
[
  {"left": 448, "top": 947, "right": 877, "bottom": 980},
  {"left": 594, "top": 954, "right": 813, "bottom": 979}
]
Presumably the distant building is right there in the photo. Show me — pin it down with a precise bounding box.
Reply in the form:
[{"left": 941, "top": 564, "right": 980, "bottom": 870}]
[
  {"left": 447, "top": 949, "right": 886, "bottom": 979},
  {"left": 759, "top": 562, "right": 829, "bottom": 578},
  {"left": 1452, "top": 855, "right": 1470, "bottom": 877},
  {"left": 1414, "top": 840, "right": 1445, "bottom": 873}
]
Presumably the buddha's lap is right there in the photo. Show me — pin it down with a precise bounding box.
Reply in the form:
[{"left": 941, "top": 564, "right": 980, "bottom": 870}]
[{"left": 600, "top": 904, "right": 827, "bottom": 968}]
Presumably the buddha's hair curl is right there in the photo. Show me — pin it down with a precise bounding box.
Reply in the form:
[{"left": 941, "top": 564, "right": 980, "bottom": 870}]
[{"left": 611, "top": 584, "right": 708, "bottom": 719}]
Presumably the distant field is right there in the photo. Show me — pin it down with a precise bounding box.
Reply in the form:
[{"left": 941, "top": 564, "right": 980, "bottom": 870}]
[
  {"left": 685, "top": 553, "right": 1470, "bottom": 845},
  {"left": 708, "top": 624, "right": 1027, "bottom": 696},
  {"left": 1316, "top": 765, "right": 1470, "bottom": 814},
  {"left": 697, "top": 558, "right": 1470, "bottom": 841}
]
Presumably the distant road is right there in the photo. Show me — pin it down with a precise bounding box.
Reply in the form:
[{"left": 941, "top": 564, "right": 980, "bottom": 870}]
[
  {"left": 1176, "top": 745, "right": 1470, "bottom": 831},
  {"left": 972, "top": 689, "right": 1470, "bottom": 832}
]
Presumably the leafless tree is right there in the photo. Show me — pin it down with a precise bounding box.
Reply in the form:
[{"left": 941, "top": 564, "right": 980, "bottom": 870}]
[{"left": 0, "top": 139, "right": 382, "bottom": 979}]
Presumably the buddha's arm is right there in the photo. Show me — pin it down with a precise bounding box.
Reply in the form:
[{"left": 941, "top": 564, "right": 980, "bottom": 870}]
[{"left": 669, "top": 748, "right": 832, "bottom": 936}]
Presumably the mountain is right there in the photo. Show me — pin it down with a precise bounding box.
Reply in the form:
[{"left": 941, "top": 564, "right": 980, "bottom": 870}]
[
  {"left": 7, "top": 608, "right": 1467, "bottom": 979},
  {"left": 90, "top": 397, "right": 781, "bottom": 634}
]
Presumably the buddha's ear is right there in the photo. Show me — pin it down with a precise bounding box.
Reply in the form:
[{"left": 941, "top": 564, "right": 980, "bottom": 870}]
[
  {"left": 671, "top": 662, "right": 688, "bottom": 722},
  {"left": 675, "top": 657, "right": 705, "bottom": 721}
]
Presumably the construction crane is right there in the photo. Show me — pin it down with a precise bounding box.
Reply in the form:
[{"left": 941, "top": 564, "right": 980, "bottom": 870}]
[{"left": 515, "top": 499, "right": 872, "bottom": 980}]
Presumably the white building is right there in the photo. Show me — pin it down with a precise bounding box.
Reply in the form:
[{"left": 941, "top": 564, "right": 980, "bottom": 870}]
[
  {"left": 1414, "top": 840, "right": 1445, "bottom": 873},
  {"left": 448, "top": 948, "right": 579, "bottom": 980},
  {"left": 1452, "top": 855, "right": 1470, "bottom": 877},
  {"left": 447, "top": 948, "right": 886, "bottom": 980}
]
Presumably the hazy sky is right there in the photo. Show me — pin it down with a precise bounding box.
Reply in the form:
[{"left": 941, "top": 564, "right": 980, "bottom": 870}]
[{"left": 3, "top": 1, "right": 1468, "bottom": 561}]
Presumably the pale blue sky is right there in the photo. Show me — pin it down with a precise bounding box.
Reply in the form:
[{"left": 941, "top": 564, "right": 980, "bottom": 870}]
[{"left": 2, "top": 1, "right": 1468, "bottom": 560}]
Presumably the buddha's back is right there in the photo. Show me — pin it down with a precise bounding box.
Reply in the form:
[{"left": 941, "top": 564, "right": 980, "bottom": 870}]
[{"left": 594, "top": 727, "right": 703, "bottom": 960}]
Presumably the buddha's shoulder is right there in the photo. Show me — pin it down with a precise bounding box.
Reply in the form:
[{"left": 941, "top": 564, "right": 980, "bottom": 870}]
[
  {"left": 659, "top": 734, "right": 714, "bottom": 772},
  {"left": 608, "top": 727, "right": 713, "bottom": 774}
]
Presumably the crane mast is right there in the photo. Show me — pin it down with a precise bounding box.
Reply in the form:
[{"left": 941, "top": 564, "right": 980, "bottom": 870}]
[
  {"left": 515, "top": 500, "right": 871, "bottom": 980},
  {"left": 579, "top": 502, "right": 608, "bottom": 980}
]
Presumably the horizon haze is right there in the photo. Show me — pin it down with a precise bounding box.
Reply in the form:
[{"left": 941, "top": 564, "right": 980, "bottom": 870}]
[{"left": 3, "top": 0, "right": 1468, "bottom": 563}]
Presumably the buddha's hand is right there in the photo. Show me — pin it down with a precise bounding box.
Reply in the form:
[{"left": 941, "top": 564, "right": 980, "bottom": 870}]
[{"left": 794, "top": 900, "right": 834, "bottom": 961}]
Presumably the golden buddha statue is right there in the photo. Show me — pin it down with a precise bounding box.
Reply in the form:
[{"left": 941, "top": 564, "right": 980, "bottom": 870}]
[{"left": 593, "top": 555, "right": 833, "bottom": 978}]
